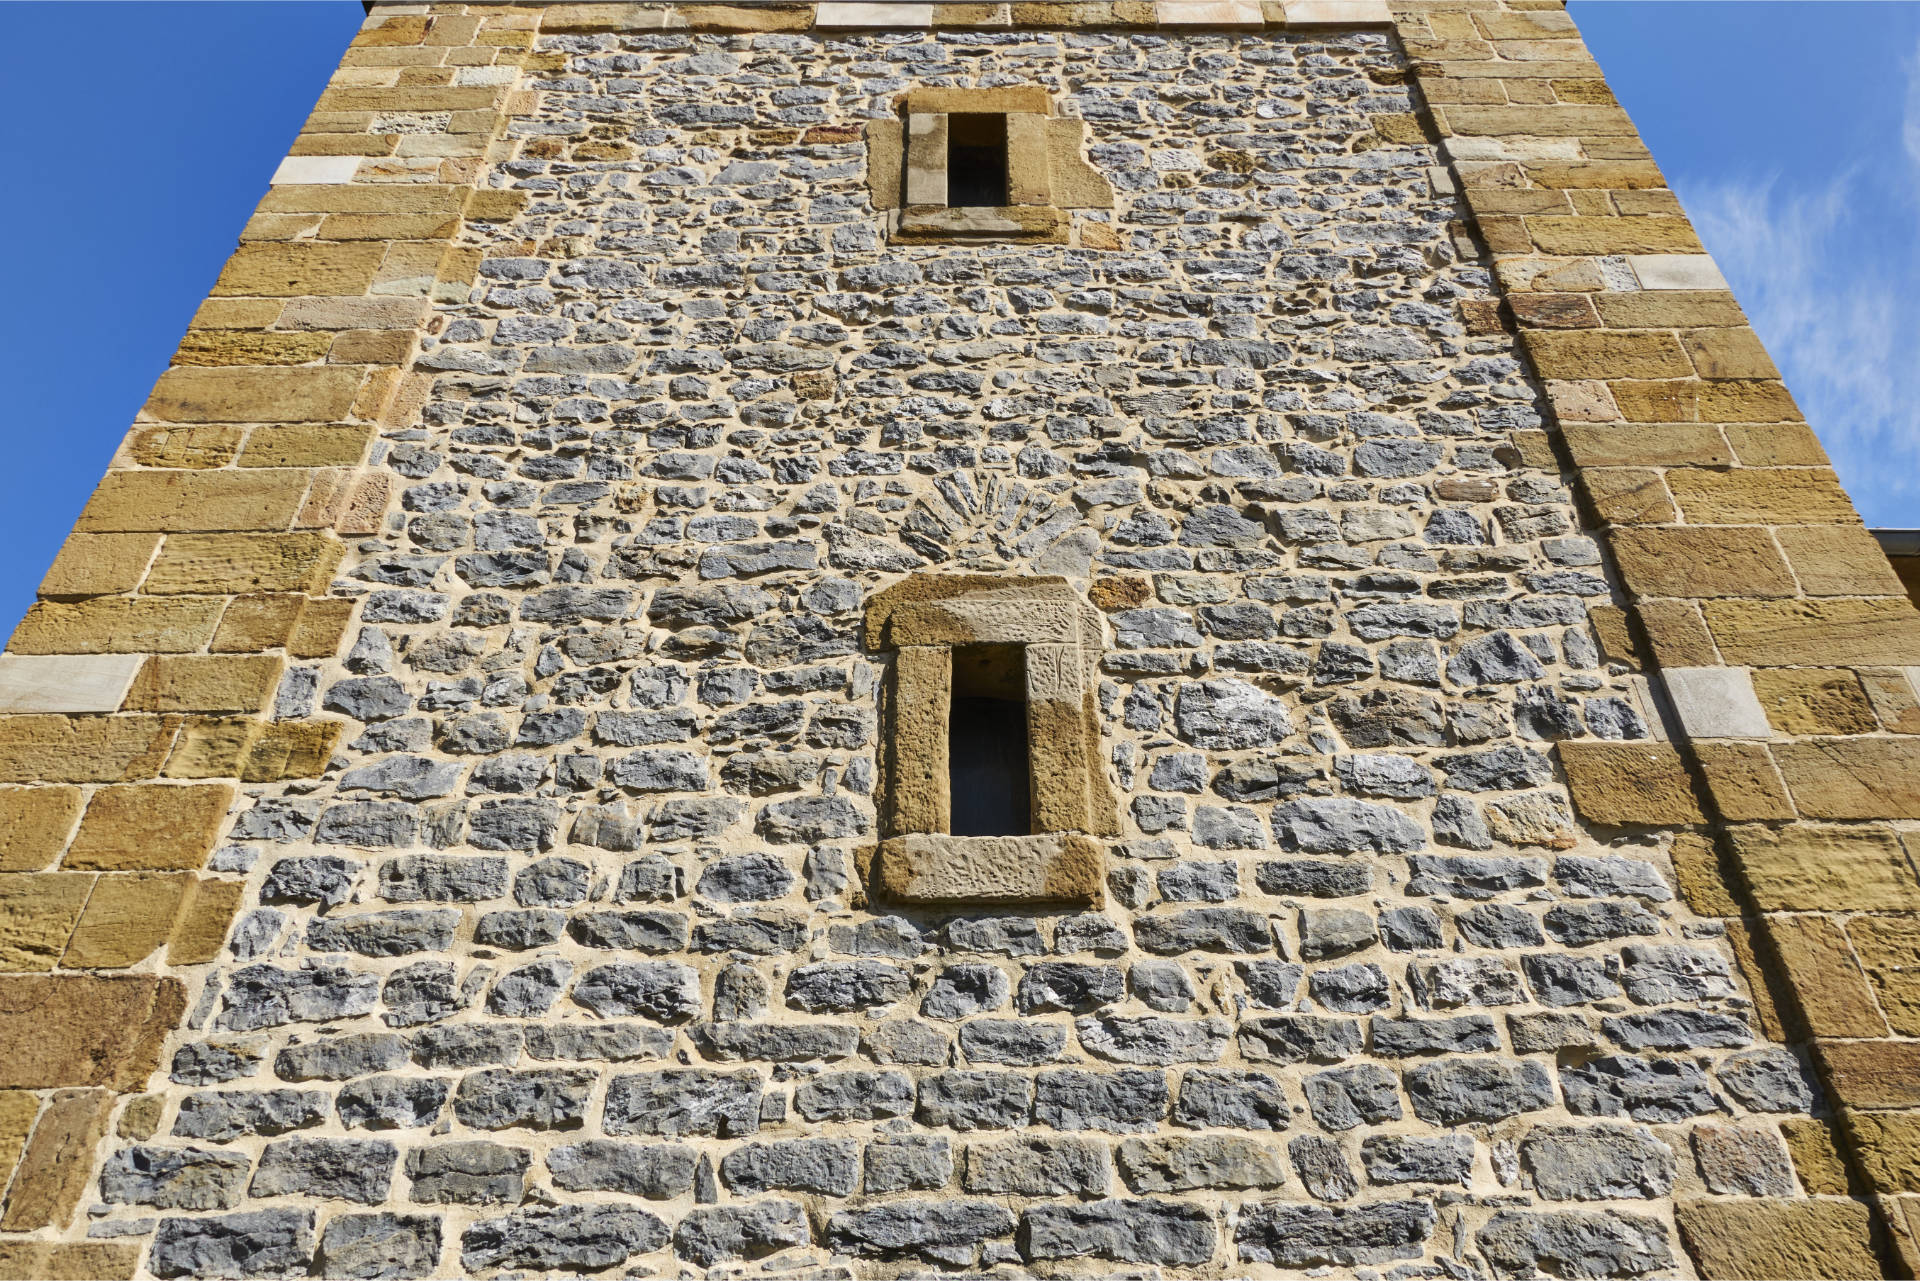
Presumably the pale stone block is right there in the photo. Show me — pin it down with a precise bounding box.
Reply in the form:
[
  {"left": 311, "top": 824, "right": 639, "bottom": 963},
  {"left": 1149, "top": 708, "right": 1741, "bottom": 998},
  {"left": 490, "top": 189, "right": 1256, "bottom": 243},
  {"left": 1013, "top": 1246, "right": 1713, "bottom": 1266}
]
[
  {"left": 1629, "top": 253, "right": 1729, "bottom": 292},
  {"left": 875, "top": 833, "right": 1103, "bottom": 906},
  {"left": 454, "top": 66, "right": 519, "bottom": 87},
  {"left": 1664, "top": 666, "right": 1771, "bottom": 740},
  {"left": 0, "top": 654, "right": 146, "bottom": 714},
  {"left": 905, "top": 113, "right": 948, "bottom": 207},
  {"left": 1426, "top": 165, "right": 1458, "bottom": 196},
  {"left": 817, "top": 2, "right": 935, "bottom": 27},
  {"left": 1444, "top": 137, "right": 1583, "bottom": 164},
  {"left": 1282, "top": 0, "right": 1391, "bottom": 27},
  {"left": 269, "top": 155, "right": 361, "bottom": 186},
  {"left": 1155, "top": 0, "right": 1265, "bottom": 27}
]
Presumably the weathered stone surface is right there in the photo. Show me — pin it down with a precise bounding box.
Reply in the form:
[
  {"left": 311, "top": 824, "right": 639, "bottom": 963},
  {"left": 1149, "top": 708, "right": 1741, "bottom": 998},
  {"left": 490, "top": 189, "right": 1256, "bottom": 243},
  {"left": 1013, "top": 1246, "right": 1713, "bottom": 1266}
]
[{"left": 460, "top": 1204, "right": 668, "bottom": 1273}]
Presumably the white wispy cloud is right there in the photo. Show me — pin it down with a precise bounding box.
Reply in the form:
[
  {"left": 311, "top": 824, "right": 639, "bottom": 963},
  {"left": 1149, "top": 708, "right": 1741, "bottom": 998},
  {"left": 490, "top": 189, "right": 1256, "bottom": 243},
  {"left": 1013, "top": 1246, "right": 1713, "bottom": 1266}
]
[{"left": 1673, "top": 37, "right": 1920, "bottom": 528}]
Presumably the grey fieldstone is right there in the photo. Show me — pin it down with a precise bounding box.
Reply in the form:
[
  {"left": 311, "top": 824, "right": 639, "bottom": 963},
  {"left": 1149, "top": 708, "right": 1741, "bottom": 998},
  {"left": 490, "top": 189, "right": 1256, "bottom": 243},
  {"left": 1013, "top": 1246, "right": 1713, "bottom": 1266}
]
[
  {"left": 674, "top": 1200, "right": 810, "bottom": 1267},
  {"left": 405, "top": 1142, "right": 529, "bottom": 1205},
  {"left": 250, "top": 1138, "right": 396, "bottom": 1204},
  {"left": 459, "top": 1204, "right": 668, "bottom": 1273},
  {"left": 315, "top": 1213, "right": 441, "bottom": 1281},
  {"left": 1021, "top": 1198, "right": 1215, "bottom": 1266},
  {"left": 1521, "top": 1124, "right": 1676, "bottom": 1200}
]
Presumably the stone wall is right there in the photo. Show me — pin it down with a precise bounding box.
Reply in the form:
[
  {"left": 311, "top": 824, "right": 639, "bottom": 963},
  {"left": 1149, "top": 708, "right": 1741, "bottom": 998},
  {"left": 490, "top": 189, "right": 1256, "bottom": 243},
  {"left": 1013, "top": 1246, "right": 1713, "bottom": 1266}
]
[{"left": 1, "top": 3, "right": 1916, "bottom": 1280}]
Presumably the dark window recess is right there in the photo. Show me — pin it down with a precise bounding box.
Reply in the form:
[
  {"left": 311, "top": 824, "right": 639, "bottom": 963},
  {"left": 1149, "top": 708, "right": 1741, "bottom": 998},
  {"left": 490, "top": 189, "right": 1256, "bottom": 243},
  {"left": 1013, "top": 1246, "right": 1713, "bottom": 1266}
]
[
  {"left": 948, "top": 643, "right": 1029, "bottom": 836},
  {"left": 947, "top": 113, "right": 1009, "bottom": 208}
]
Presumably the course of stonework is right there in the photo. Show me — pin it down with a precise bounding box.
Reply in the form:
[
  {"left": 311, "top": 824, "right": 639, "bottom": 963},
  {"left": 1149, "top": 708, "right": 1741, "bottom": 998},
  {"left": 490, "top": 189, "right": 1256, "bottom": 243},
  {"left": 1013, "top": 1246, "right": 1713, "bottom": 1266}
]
[
  {"left": 6, "top": 1, "right": 1920, "bottom": 1279},
  {"left": 61, "top": 20, "right": 1823, "bottom": 1280}
]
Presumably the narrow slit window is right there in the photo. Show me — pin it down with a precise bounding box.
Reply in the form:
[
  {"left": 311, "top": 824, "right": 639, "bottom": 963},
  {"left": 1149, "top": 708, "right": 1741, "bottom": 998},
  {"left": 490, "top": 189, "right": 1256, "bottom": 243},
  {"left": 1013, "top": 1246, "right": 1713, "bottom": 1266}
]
[
  {"left": 947, "top": 113, "right": 1009, "bottom": 208},
  {"left": 948, "top": 644, "right": 1030, "bottom": 836}
]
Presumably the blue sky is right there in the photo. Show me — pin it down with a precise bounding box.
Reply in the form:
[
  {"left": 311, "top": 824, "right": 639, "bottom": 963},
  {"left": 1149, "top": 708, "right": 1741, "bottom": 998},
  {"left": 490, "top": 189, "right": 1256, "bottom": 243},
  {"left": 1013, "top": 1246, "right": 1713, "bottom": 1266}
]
[{"left": 0, "top": 2, "right": 1914, "bottom": 637}]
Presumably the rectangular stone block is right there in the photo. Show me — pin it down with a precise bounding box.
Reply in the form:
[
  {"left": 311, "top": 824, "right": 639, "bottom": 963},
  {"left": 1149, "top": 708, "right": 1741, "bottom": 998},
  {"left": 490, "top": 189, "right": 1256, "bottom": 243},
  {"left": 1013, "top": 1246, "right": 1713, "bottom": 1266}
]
[
  {"left": 0, "top": 1091, "right": 36, "bottom": 1201},
  {"left": 1666, "top": 466, "right": 1857, "bottom": 525},
  {"left": 1704, "top": 599, "right": 1920, "bottom": 668},
  {"left": 816, "top": 2, "right": 935, "bottom": 26},
  {"left": 269, "top": 154, "right": 362, "bottom": 185},
  {"left": 76, "top": 470, "right": 315, "bottom": 533},
  {"left": 1153, "top": 0, "right": 1264, "bottom": 27},
  {"left": 1576, "top": 468, "right": 1672, "bottom": 525},
  {"left": 1557, "top": 740, "right": 1703, "bottom": 826},
  {"left": 1280, "top": 0, "right": 1390, "bottom": 27},
  {"left": 211, "top": 594, "right": 305, "bottom": 653},
  {"left": 1661, "top": 666, "right": 1770, "bottom": 740},
  {"left": 142, "top": 366, "right": 362, "bottom": 425},
  {"left": 0, "top": 655, "right": 145, "bottom": 714},
  {"left": 64, "top": 783, "right": 235, "bottom": 872},
  {"left": 60, "top": 872, "right": 191, "bottom": 970},
  {"left": 1844, "top": 1113, "right": 1920, "bottom": 1195},
  {"left": 8, "top": 598, "right": 223, "bottom": 656},
  {"left": 0, "top": 1088, "right": 113, "bottom": 1232},
  {"left": 0, "top": 975, "right": 185, "bottom": 1089},
  {"left": 1730, "top": 822, "right": 1920, "bottom": 912},
  {"left": 1523, "top": 330, "right": 1692, "bottom": 381},
  {"left": 1526, "top": 215, "right": 1702, "bottom": 255},
  {"left": 1691, "top": 741, "right": 1795, "bottom": 821},
  {"left": 873, "top": 833, "right": 1102, "bottom": 907},
  {"left": 0, "top": 715, "right": 178, "bottom": 785},
  {"left": 0, "top": 873, "right": 93, "bottom": 972},
  {"left": 1682, "top": 327, "right": 1778, "bottom": 380},
  {"left": 1775, "top": 524, "right": 1908, "bottom": 597},
  {"left": 143, "top": 532, "right": 343, "bottom": 596},
  {"left": 237, "top": 424, "right": 377, "bottom": 468},
  {"left": 1773, "top": 738, "right": 1920, "bottom": 820},
  {"left": 1818, "top": 1040, "right": 1920, "bottom": 1110},
  {"left": 0, "top": 787, "right": 84, "bottom": 873},
  {"left": 1592, "top": 290, "right": 1745, "bottom": 330},
  {"left": 1759, "top": 915, "right": 1887, "bottom": 1039},
  {"left": 123, "top": 655, "right": 283, "bottom": 715},
  {"left": 1752, "top": 669, "right": 1879, "bottom": 736},
  {"left": 1560, "top": 423, "right": 1732, "bottom": 469},
  {"left": 1674, "top": 1198, "right": 1880, "bottom": 1281},
  {"left": 1627, "top": 253, "right": 1729, "bottom": 290},
  {"left": 277, "top": 295, "right": 431, "bottom": 331},
  {"left": 36, "top": 533, "right": 161, "bottom": 600},
  {"left": 1441, "top": 105, "right": 1634, "bottom": 137},
  {"left": 212, "top": 242, "right": 386, "bottom": 298},
  {"left": 288, "top": 597, "right": 357, "bottom": 659},
  {"left": 172, "top": 329, "right": 332, "bottom": 368},
  {"left": 168, "top": 877, "right": 246, "bottom": 966},
  {"left": 1723, "top": 422, "right": 1830, "bottom": 467},
  {"left": 1697, "top": 378, "right": 1803, "bottom": 423},
  {"left": 1608, "top": 526, "right": 1795, "bottom": 599}
]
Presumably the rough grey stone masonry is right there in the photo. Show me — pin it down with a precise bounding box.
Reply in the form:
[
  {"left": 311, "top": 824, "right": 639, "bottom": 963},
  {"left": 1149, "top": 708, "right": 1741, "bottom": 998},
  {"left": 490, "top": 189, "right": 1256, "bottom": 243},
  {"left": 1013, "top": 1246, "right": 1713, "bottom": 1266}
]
[{"left": 106, "top": 19, "right": 1821, "bottom": 1281}]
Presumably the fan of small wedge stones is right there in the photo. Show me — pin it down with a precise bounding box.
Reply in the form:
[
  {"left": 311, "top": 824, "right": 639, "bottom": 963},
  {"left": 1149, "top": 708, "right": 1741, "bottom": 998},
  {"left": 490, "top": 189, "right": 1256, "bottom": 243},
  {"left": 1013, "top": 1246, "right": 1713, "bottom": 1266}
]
[{"left": 901, "top": 469, "right": 1097, "bottom": 577}]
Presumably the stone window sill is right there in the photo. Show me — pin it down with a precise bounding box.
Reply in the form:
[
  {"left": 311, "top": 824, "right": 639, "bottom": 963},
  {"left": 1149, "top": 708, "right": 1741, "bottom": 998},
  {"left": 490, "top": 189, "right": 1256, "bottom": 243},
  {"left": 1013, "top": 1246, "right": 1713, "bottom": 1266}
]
[
  {"left": 896, "top": 204, "right": 1068, "bottom": 243},
  {"left": 871, "top": 833, "right": 1103, "bottom": 907}
]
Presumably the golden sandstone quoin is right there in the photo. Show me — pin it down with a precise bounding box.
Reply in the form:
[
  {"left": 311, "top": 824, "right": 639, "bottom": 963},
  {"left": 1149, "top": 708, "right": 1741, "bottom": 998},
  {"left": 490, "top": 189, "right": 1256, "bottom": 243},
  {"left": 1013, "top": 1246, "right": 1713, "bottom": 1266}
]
[{"left": 0, "top": 2, "right": 1916, "bottom": 1279}]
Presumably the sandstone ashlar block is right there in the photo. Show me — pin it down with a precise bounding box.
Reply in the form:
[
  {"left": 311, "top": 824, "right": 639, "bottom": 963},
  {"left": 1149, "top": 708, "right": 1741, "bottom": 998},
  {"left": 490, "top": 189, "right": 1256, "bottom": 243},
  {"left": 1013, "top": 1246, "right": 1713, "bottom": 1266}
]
[
  {"left": 0, "top": 1087, "right": 114, "bottom": 1231},
  {"left": 63, "top": 782, "right": 235, "bottom": 872},
  {"left": 0, "top": 975, "right": 186, "bottom": 1090},
  {"left": 0, "top": 787, "right": 84, "bottom": 872},
  {"left": 872, "top": 833, "right": 1102, "bottom": 907},
  {"left": 0, "top": 715, "right": 178, "bottom": 786},
  {"left": 1557, "top": 740, "right": 1703, "bottom": 825},
  {"left": 1674, "top": 1198, "right": 1881, "bottom": 1281},
  {"left": 36, "top": 533, "right": 160, "bottom": 600},
  {"left": 1703, "top": 599, "right": 1920, "bottom": 669},
  {"left": 1760, "top": 915, "right": 1888, "bottom": 1039},
  {"left": 0, "top": 872, "right": 94, "bottom": 971},
  {"left": 1729, "top": 822, "right": 1920, "bottom": 913},
  {"left": 1661, "top": 666, "right": 1770, "bottom": 741},
  {"left": 1818, "top": 1042, "right": 1920, "bottom": 1111},
  {"left": 1608, "top": 526, "right": 1796, "bottom": 600},
  {"left": 0, "top": 655, "right": 145, "bottom": 715},
  {"left": 1772, "top": 738, "right": 1920, "bottom": 820},
  {"left": 60, "top": 872, "right": 191, "bottom": 970}
]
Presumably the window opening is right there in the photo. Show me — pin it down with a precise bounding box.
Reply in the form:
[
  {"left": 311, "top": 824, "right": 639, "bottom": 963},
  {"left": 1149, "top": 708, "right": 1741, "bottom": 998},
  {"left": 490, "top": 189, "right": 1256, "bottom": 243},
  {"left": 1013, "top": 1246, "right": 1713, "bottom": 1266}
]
[
  {"left": 948, "top": 644, "right": 1030, "bottom": 836},
  {"left": 947, "top": 113, "right": 1009, "bottom": 208}
]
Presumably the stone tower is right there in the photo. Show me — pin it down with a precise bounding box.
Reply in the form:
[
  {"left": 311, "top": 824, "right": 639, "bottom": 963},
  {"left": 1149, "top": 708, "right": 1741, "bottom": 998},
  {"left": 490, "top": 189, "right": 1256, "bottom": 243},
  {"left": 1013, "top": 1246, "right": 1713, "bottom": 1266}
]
[{"left": 1, "top": 3, "right": 1917, "bottom": 1278}]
